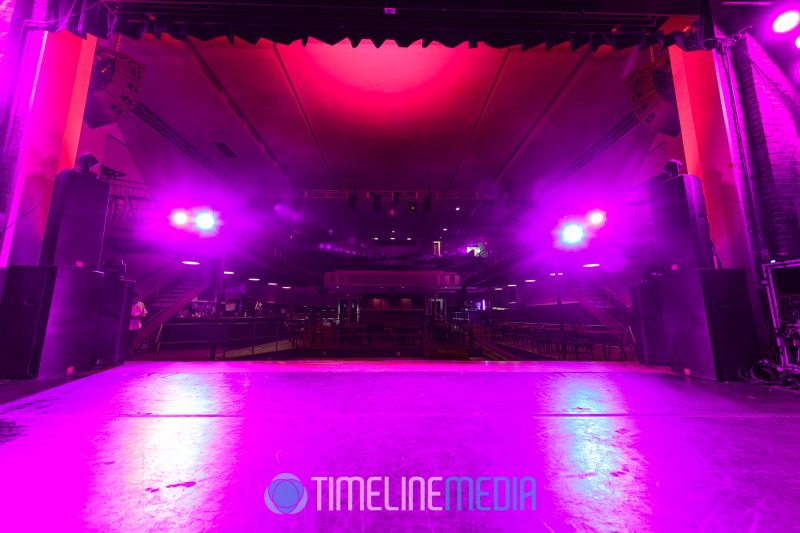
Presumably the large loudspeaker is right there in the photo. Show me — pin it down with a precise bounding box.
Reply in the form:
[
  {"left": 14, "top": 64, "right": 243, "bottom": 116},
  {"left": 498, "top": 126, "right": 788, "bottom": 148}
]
[
  {"left": 0, "top": 266, "right": 103, "bottom": 379},
  {"left": 648, "top": 174, "right": 715, "bottom": 273},
  {"left": 93, "top": 277, "right": 135, "bottom": 366},
  {"left": 84, "top": 48, "right": 144, "bottom": 128},
  {"left": 628, "top": 60, "right": 680, "bottom": 137},
  {"left": 39, "top": 169, "right": 110, "bottom": 270},
  {"left": 657, "top": 269, "right": 759, "bottom": 381}
]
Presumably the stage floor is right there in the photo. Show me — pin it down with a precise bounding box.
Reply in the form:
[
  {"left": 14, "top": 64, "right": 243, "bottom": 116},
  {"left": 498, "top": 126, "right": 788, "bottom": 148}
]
[{"left": 1, "top": 361, "right": 799, "bottom": 532}]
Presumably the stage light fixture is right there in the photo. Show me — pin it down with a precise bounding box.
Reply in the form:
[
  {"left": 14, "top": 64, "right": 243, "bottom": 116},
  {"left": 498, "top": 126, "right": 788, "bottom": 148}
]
[
  {"left": 773, "top": 10, "right": 800, "bottom": 33},
  {"left": 583, "top": 263, "right": 600, "bottom": 268},
  {"left": 588, "top": 210, "right": 606, "bottom": 226},
  {"left": 248, "top": 278, "right": 260, "bottom": 281},
  {"left": 169, "top": 209, "right": 190, "bottom": 228},
  {"left": 182, "top": 260, "right": 200, "bottom": 265},
  {"left": 560, "top": 223, "right": 586, "bottom": 245},
  {"left": 195, "top": 210, "right": 217, "bottom": 231},
  {"left": 223, "top": 271, "right": 235, "bottom": 275},
  {"left": 525, "top": 279, "right": 536, "bottom": 283},
  {"left": 282, "top": 286, "right": 292, "bottom": 290},
  {"left": 507, "top": 284, "right": 517, "bottom": 287},
  {"left": 268, "top": 282, "right": 278, "bottom": 286}
]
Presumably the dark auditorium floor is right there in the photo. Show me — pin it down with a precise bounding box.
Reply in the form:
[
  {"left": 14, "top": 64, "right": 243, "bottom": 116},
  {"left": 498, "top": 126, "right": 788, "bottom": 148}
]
[{"left": 1, "top": 361, "right": 800, "bottom": 532}]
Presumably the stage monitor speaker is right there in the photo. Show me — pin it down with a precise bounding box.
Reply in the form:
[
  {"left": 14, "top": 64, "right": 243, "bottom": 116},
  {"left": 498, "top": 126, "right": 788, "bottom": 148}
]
[
  {"left": 658, "top": 268, "right": 759, "bottom": 381},
  {"left": 84, "top": 48, "right": 144, "bottom": 128},
  {"left": 631, "top": 279, "right": 668, "bottom": 366},
  {"left": 93, "top": 277, "right": 135, "bottom": 367},
  {"left": 628, "top": 60, "right": 680, "bottom": 137},
  {"left": 39, "top": 169, "right": 110, "bottom": 271},
  {"left": 0, "top": 266, "right": 103, "bottom": 379},
  {"left": 648, "top": 174, "right": 715, "bottom": 273}
]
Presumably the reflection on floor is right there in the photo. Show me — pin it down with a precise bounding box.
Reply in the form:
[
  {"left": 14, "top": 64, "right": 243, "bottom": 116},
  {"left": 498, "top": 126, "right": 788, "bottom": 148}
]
[{"left": 1, "top": 361, "right": 799, "bottom": 532}]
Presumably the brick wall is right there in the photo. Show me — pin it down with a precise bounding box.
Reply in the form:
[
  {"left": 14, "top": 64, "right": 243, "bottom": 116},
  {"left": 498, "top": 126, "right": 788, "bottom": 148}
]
[{"left": 729, "top": 36, "right": 800, "bottom": 261}]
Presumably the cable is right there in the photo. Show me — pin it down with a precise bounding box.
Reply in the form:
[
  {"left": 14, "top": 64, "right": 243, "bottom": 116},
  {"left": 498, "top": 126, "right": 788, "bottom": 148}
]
[
  {"left": 0, "top": 179, "right": 55, "bottom": 237},
  {"left": 718, "top": 41, "right": 765, "bottom": 266},
  {"left": 22, "top": 0, "right": 103, "bottom": 29}
]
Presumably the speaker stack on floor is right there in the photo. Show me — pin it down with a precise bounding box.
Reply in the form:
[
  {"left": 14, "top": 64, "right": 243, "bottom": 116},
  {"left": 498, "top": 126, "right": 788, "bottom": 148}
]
[
  {"left": 0, "top": 166, "right": 134, "bottom": 379},
  {"left": 632, "top": 165, "right": 760, "bottom": 380}
]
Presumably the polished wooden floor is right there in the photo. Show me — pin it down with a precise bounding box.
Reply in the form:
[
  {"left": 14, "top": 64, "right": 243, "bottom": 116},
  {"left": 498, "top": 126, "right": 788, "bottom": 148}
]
[{"left": 1, "top": 361, "right": 799, "bottom": 532}]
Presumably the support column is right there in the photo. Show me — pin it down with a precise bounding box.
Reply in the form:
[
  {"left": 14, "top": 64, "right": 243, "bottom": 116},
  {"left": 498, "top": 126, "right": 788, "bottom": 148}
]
[
  {"left": 669, "top": 44, "right": 771, "bottom": 350},
  {"left": 668, "top": 46, "right": 754, "bottom": 272},
  {"left": 0, "top": 16, "right": 96, "bottom": 267}
]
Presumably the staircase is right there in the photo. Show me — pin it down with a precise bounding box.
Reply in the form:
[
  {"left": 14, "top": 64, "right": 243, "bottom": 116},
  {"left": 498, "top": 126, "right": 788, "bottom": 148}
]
[
  {"left": 579, "top": 279, "right": 632, "bottom": 326},
  {"left": 134, "top": 268, "right": 212, "bottom": 348}
]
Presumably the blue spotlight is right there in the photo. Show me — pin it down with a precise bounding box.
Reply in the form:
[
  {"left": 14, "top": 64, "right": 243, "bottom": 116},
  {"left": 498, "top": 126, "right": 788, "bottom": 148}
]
[
  {"left": 561, "top": 223, "right": 585, "bottom": 245},
  {"left": 194, "top": 210, "right": 217, "bottom": 231}
]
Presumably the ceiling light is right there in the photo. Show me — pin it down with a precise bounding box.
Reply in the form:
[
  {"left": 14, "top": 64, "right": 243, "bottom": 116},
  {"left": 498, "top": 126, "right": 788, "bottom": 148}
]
[
  {"left": 181, "top": 260, "right": 200, "bottom": 265},
  {"left": 282, "top": 286, "right": 292, "bottom": 290},
  {"left": 223, "top": 271, "right": 235, "bottom": 275},
  {"left": 406, "top": 237, "right": 412, "bottom": 241},
  {"left": 494, "top": 287, "right": 503, "bottom": 291},
  {"left": 248, "top": 277, "right": 261, "bottom": 281},
  {"left": 455, "top": 207, "right": 460, "bottom": 211},
  {"left": 169, "top": 209, "right": 190, "bottom": 228},
  {"left": 443, "top": 228, "right": 448, "bottom": 231},
  {"left": 507, "top": 284, "right": 517, "bottom": 287},
  {"left": 772, "top": 10, "right": 800, "bottom": 33},
  {"left": 268, "top": 282, "right": 278, "bottom": 286},
  {"left": 587, "top": 210, "right": 606, "bottom": 226},
  {"left": 583, "top": 263, "right": 600, "bottom": 268},
  {"left": 525, "top": 279, "right": 536, "bottom": 283}
]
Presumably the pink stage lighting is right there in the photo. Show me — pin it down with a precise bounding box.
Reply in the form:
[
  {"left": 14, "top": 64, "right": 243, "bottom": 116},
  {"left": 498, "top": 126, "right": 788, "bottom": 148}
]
[
  {"left": 560, "top": 223, "right": 586, "bottom": 245},
  {"left": 587, "top": 209, "right": 606, "bottom": 226},
  {"left": 169, "top": 209, "right": 190, "bottom": 228},
  {"left": 194, "top": 210, "right": 218, "bottom": 232},
  {"left": 772, "top": 10, "right": 800, "bottom": 33}
]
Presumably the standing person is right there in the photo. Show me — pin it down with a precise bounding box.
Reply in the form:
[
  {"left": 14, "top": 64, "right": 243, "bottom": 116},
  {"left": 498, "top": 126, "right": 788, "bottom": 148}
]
[{"left": 129, "top": 292, "right": 148, "bottom": 353}]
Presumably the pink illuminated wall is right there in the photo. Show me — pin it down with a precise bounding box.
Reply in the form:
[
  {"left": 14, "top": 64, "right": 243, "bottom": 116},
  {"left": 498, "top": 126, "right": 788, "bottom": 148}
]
[{"left": 0, "top": 28, "right": 96, "bottom": 266}]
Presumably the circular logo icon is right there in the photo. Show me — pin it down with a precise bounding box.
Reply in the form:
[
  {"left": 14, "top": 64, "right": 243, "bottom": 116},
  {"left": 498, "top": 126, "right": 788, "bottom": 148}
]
[{"left": 264, "top": 473, "right": 307, "bottom": 514}]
